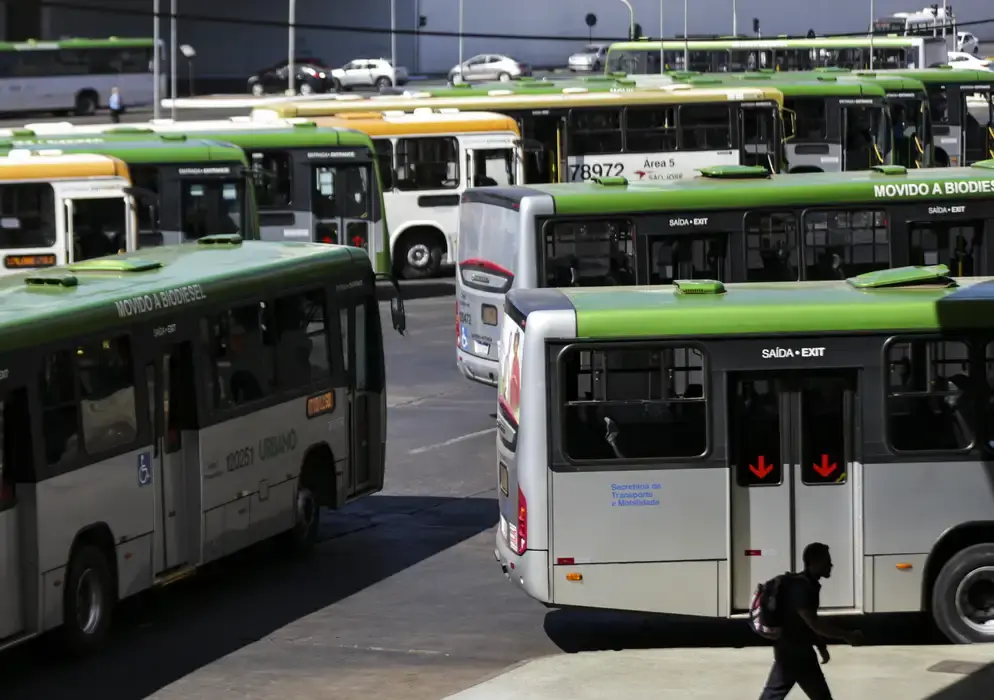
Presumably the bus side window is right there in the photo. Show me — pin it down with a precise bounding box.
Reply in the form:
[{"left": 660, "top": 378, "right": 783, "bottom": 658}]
[
  {"left": 375, "top": 140, "right": 395, "bottom": 191},
  {"left": 204, "top": 302, "right": 277, "bottom": 409},
  {"left": 248, "top": 150, "right": 293, "bottom": 208},
  {"left": 39, "top": 350, "right": 80, "bottom": 469},
  {"left": 76, "top": 336, "right": 139, "bottom": 456},
  {"left": 395, "top": 137, "right": 459, "bottom": 190},
  {"left": 0, "top": 388, "right": 32, "bottom": 507},
  {"left": 274, "top": 288, "right": 331, "bottom": 390}
]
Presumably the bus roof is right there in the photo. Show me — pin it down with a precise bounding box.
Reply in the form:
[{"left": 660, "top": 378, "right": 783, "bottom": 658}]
[
  {"left": 0, "top": 37, "right": 154, "bottom": 51},
  {"left": 4, "top": 122, "right": 375, "bottom": 151},
  {"left": 468, "top": 163, "right": 994, "bottom": 215},
  {"left": 253, "top": 85, "right": 785, "bottom": 119},
  {"left": 686, "top": 74, "right": 888, "bottom": 97},
  {"left": 0, "top": 152, "right": 129, "bottom": 180},
  {"left": 511, "top": 276, "right": 994, "bottom": 339},
  {"left": 0, "top": 136, "right": 247, "bottom": 165},
  {"left": 0, "top": 238, "right": 364, "bottom": 353},
  {"left": 607, "top": 36, "right": 941, "bottom": 51},
  {"left": 307, "top": 111, "right": 521, "bottom": 136},
  {"left": 854, "top": 68, "right": 994, "bottom": 86}
]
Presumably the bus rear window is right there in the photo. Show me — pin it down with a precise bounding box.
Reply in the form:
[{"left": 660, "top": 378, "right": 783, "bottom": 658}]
[
  {"left": 543, "top": 219, "right": 634, "bottom": 287},
  {"left": 181, "top": 179, "right": 244, "bottom": 239},
  {"left": 559, "top": 345, "right": 707, "bottom": 462},
  {"left": 0, "top": 183, "right": 56, "bottom": 249}
]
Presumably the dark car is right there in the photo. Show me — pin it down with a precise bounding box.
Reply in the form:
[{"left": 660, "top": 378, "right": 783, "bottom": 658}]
[{"left": 247, "top": 58, "right": 338, "bottom": 96}]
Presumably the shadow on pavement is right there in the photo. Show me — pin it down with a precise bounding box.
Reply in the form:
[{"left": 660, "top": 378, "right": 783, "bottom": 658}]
[
  {"left": 0, "top": 494, "right": 496, "bottom": 700},
  {"left": 924, "top": 661, "right": 994, "bottom": 699},
  {"left": 544, "top": 608, "right": 942, "bottom": 653}
]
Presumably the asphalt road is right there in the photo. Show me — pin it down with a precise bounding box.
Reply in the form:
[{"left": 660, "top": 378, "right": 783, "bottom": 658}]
[{"left": 0, "top": 295, "right": 945, "bottom": 700}]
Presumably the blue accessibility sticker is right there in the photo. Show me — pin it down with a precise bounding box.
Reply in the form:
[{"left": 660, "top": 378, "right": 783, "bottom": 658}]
[{"left": 137, "top": 452, "right": 152, "bottom": 487}]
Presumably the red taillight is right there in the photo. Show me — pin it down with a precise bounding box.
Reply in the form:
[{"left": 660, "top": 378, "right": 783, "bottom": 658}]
[
  {"left": 455, "top": 301, "right": 460, "bottom": 344},
  {"left": 320, "top": 235, "right": 335, "bottom": 244},
  {"left": 516, "top": 485, "right": 527, "bottom": 555}
]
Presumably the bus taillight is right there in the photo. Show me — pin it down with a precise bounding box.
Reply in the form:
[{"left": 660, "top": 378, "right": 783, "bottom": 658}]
[
  {"left": 516, "top": 485, "right": 527, "bottom": 555},
  {"left": 455, "top": 301, "right": 460, "bottom": 344},
  {"left": 348, "top": 224, "right": 367, "bottom": 250}
]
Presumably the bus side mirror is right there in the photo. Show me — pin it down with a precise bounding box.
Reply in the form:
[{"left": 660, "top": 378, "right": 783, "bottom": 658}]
[
  {"left": 783, "top": 108, "right": 798, "bottom": 140},
  {"left": 375, "top": 273, "right": 406, "bottom": 335}
]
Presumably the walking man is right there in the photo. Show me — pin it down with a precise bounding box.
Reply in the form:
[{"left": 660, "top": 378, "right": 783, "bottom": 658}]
[
  {"left": 758, "top": 543, "right": 863, "bottom": 700},
  {"left": 108, "top": 87, "right": 123, "bottom": 123}
]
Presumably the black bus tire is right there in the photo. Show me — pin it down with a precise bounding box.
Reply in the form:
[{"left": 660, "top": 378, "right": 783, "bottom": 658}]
[
  {"left": 62, "top": 544, "right": 115, "bottom": 655},
  {"left": 931, "top": 543, "right": 994, "bottom": 644}
]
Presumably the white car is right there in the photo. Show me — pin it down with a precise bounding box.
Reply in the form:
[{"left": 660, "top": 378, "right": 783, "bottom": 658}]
[
  {"left": 331, "top": 58, "right": 410, "bottom": 90},
  {"left": 945, "top": 51, "right": 992, "bottom": 71},
  {"left": 568, "top": 44, "right": 609, "bottom": 72},
  {"left": 448, "top": 54, "right": 532, "bottom": 84},
  {"left": 957, "top": 31, "right": 980, "bottom": 55}
]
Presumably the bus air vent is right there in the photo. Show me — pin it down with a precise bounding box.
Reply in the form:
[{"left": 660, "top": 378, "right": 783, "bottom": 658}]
[
  {"left": 971, "top": 160, "right": 994, "bottom": 170},
  {"left": 846, "top": 264, "right": 956, "bottom": 289},
  {"left": 108, "top": 126, "right": 154, "bottom": 134},
  {"left": 674, "top": 279, "right": 726, "bottom": 295},
  {"left": 741, "top": 74, "right": 771, "bottom": 81},
  {"left": 159, "top": 133, "right": 187, "bottom": 142},
  {"left": 10, "top": 128, "right": 35, "bottom": 137},
  {"left": 488, "top": 89, "right": 514, "bottom": 96},
  {"left": 816, "top": 76, "right": 838, "bottom": 82},
  {"left": 68, "top": 259, "right": 163, "bottom": 273},
  {"left": 697, "top": 164, "right": 770, "bottom": 179},
  {"left": 592, "top": 176, "right": 628, "bottom": 187},
  {"left": 292, "top": 120, "right": 318, "bottom": 128},
  {"left": 607, "top": 71, "right": 628, "bottom": 79},
  {"left": 870, "top": 165, "right": 908, "bottom": 175},
  {"left": 197, "top": 234, "right": 243, "bottom": 246},
  {"left": 24, "top": 274, "right": 78, "bottom": 288},
  {"left": 613, "top": 79, "right": 636, "bottom": 87},
  {"left": 562, "top": 87, "right": 589, "bottom": 94}
]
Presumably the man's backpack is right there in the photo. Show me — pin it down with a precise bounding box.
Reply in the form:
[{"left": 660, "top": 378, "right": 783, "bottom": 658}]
[{"left": 749, "top": 572, "right": 794, "bottom": 640}]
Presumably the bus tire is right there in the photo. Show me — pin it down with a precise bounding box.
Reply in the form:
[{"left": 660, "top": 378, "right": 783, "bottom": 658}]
[
  {"left": 396, "top": 229, "right": 444, "bottom": 279},
  {"left": 62, "top": 544, "right": 115, "bottom": 656},
  {"left": 74, "top": 90, "right": 98, "bottom": 116},
  {"left": 931, "top": 543, "right": 994, "bottom": 643},
  {"left": 280, "top": 478, "right": 319, "bottom": 556}
]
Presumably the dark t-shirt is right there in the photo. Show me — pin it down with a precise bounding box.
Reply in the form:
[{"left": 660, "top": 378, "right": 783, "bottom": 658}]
[{"left": 776, "top": 573, "right": 822, "bottom": 649}]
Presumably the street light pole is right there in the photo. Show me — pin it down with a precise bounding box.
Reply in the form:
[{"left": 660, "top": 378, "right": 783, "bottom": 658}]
[
  {"left": 153, "top": 0, "right": 161, "bottom": 119},
  {"left": 458, "top": 0, "right": 464, "bottom": 67},
  {"left": 659, "top": 0, "right": 664, "bottom": 70},
  {"left": 732, "top": 0, "right": 737, "bottom": 35},
  {"left": 169, "top": 0, "right": 177, "bottom": 119},
  {"left": 683, "top": 0, "right": 689, "bottom": 69},
  {"left": 869, "top": 0, "right": 874, "bottom": 69},
  {"left": 390, "top": 0, "right": 397, "bottom": 68},
  {"left": 288, "top": 0, "right": 296, "bottom": 94},
  {"left": 618, "top": 0, "right": 635, "bottom": 39}
]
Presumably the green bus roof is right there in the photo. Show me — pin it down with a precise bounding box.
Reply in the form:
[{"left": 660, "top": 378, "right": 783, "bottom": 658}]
[
  {"left": 0, "top": 239, "right": 364, "bottom": 352},
  {"left": 0, "top": 37, "right": 154, "bottom": 51},
  {"left": 0, "top": 136, "right": 247, "bottom": 165},
  {"left": 534, "top": 276, "right": 994, "bottom": 338},
  {"left": 855, "top": 68, "right": 994, "bottom": 85},
  {"left": 608, "top": 37, "right": 941, "bottom": 51},
  {"left": 80, "top": 122, "right": 377, "bottom": 150},
  {"left": 686, "top": 74, "right": 888, "bottom": 97},
  {"left": 487, "top": 163, "right": 994, "bottom": 215}
]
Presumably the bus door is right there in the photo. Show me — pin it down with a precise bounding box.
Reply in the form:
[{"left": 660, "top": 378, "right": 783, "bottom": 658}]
[
  {"left": 906, "top": 219, "right": 985, "bottom": 275},
  {"left": 339, "top": 298, "right": 379, "bottom": 498},
  {"left": 311, "top": 161, "right": 372, "bottom": 252},
  {"left": 145, "top": 339, "right": 201, "bottom": 577},
  {"left": 962, "top": 87, "right": 993, "bottom": 165},
  {"left": 738, "top": 102, "right": 779, "bottom": 171},
  {"left": 518, "top": 112, "right": 566, "bottom": 183},
  {"left": 0, "top": 386, "right": 31, "bottom": 639},
  {"left": 60, "top": 189, "right": 134, "bottom": 263},
  {"left": 841, "top": 101, "right": 887, "bottom": 171},
  {"left": 729, "top": 370, "right": 859, "bottom": 612}
]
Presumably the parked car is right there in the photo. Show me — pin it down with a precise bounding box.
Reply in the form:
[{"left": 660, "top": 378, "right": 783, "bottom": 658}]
[
  {"left": 957, "top": 31, "right": 980, "bottom": 55},
  {"left": 248, "top": 58, "right": 335, "bottom": 96},
  {"left": 568, "top": 44, "right": 609, "bottom": 72},
  {"left": 944, "top": 51, "right": 992, "bottom": 71},
  {"left": 448, "top": 54, "right": 532, "bottom": 84},
  {"left": 330, "top": 58, "right": 409, "bottom": 90}
]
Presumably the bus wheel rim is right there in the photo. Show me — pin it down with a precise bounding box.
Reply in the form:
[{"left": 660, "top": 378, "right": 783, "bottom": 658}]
[
  {"left": 75, "top": 568, "right": 103, "bottom": 635},
  {"left": 954, "top": 566, "right": 994, "bottom": 634},
  {"left": 406, "top": 243, "right": 430, "bottom": 267}
]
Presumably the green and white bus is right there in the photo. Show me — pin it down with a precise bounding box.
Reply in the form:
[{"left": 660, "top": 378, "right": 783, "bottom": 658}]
[
  {"left": 0, "top": 135, "right": 257, "bottom": 247},
  {"left": 456, "top": 163, "right": 994, "bottom": 386},
  {"left": 605, "top": 36, "right": 949, "bottom": 75},
  {"left": 494, "top": 265, "right": 994, "bottom": 644},
  {"left": 10, "top": 120, "right": 391, "bottom": 273},
  {"left": 0, "top": 38, "right": 162, "bottom": 116},
  {"left": 0, "top": 236, "right": 405, "bottom": 654}
]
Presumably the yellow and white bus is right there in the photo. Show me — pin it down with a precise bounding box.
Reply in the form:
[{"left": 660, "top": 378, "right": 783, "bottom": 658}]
[{"left": 0, "top": 151, "right": 137, "bottom": 272}]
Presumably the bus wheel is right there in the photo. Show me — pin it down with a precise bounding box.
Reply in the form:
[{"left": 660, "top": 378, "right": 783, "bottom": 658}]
[
  {"left": 397, "top": 230, "right": 444, "bottom": 279},
  {"left": 62, "top": 545, "right": 115, "bottom": 655},
  {"left": 281, "top": 482, "right": 319, "bottom": 555},
  {"left": 74, "top": 90, "right": 98, "bottom": 117},
  {"left": 932, "top": 543, "right": 994, "bottom": 643}
]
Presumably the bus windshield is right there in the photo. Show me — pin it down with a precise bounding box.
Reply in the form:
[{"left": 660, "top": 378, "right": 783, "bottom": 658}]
[{"left": 180, "top": 178, "right": 246, "bottom": 239}]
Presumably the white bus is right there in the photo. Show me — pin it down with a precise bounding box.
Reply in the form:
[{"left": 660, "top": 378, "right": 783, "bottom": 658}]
[
  {"left": 0, "top": 38, "right": 162, "bottom": 116},
  {"left": 0, "top": 151, "right": 137, "bottom": 272},
  {"left": 0, "top": 237, "right": 405, "bottom": 655}
]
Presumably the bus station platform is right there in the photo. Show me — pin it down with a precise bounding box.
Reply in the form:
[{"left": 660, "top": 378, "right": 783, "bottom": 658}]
[{"left": 444, "top": 645, "right": 994, "bottom": 700}]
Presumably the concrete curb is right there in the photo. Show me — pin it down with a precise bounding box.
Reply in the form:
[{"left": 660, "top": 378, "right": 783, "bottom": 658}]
[{"left": 375, "top": 278, "right": 453, "bottom": 301}]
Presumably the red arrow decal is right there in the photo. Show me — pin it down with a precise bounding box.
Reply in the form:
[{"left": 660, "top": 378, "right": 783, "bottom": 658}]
[
  {"left": 813, "top": 454, "right": 837, "bottom": 478},
  {"left": 749, "top": 455, "right": 773, "bottom": 479}
]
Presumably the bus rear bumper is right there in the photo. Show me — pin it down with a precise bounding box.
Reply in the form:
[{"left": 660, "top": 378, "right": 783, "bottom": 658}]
[
  {"left": 494, "top": 530, "right": 551, "bottom": 603},
  {"left": 457, "top": 350, "right": 498, "bottom": 387}
]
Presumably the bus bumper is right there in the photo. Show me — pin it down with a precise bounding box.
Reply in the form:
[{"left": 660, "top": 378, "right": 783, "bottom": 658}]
[
  {"left": 457, "top": 349, "right": 498, "bottom": 387},
  {"left": 494, "top": 530, "right": 551, "bottom": 603}
]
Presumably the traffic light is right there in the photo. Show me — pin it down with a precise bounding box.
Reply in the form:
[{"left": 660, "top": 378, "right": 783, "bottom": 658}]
[
  {"left": 752, "top": 18, "right": 760, "bottom": 34},
  {"left": 807, "top": 28, "right": 816, "bottom": 39}
]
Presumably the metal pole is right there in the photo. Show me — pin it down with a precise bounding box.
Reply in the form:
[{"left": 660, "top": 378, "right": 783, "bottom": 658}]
[
  {"left": 153, "top": 0, "right": 161, "bottom": 119},
  {"left": 683, "top": 0, "right": 688, "bottom": 69},
  {"left": 869, "top": 0, "right": 874, "bottom": 69},
  {"left": 732, "top": 0, "right": 737, "bottom": 35},
  {"left": 659, "top": 0, "right": 664, "bottom": 71},
  {"left": 390, "top": 0, "right": 397, "bottom": 68},
  {"left": 618, "top": 0, "right": 635, "bottom": 39},
  {"left": 288, "top": 0, "right": 296, "bottom": 94},
  {"left": 458, "top": 0, "right": 463, "bottom": 66},
  {"left": 942, "top": 0, "right": 947, "bottom": 38},
  {"left": 170, "top": 0, "right": 177, "bottom": 119}
]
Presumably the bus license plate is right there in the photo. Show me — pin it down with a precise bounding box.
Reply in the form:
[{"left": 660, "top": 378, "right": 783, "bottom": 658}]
[{"left": 499, "top": 461, "right": 509, "bottom": 496}]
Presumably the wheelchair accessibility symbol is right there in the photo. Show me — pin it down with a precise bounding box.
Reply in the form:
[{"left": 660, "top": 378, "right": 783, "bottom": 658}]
[{"left": 137, "top": 452, "right": 152, "bottom": 487}]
